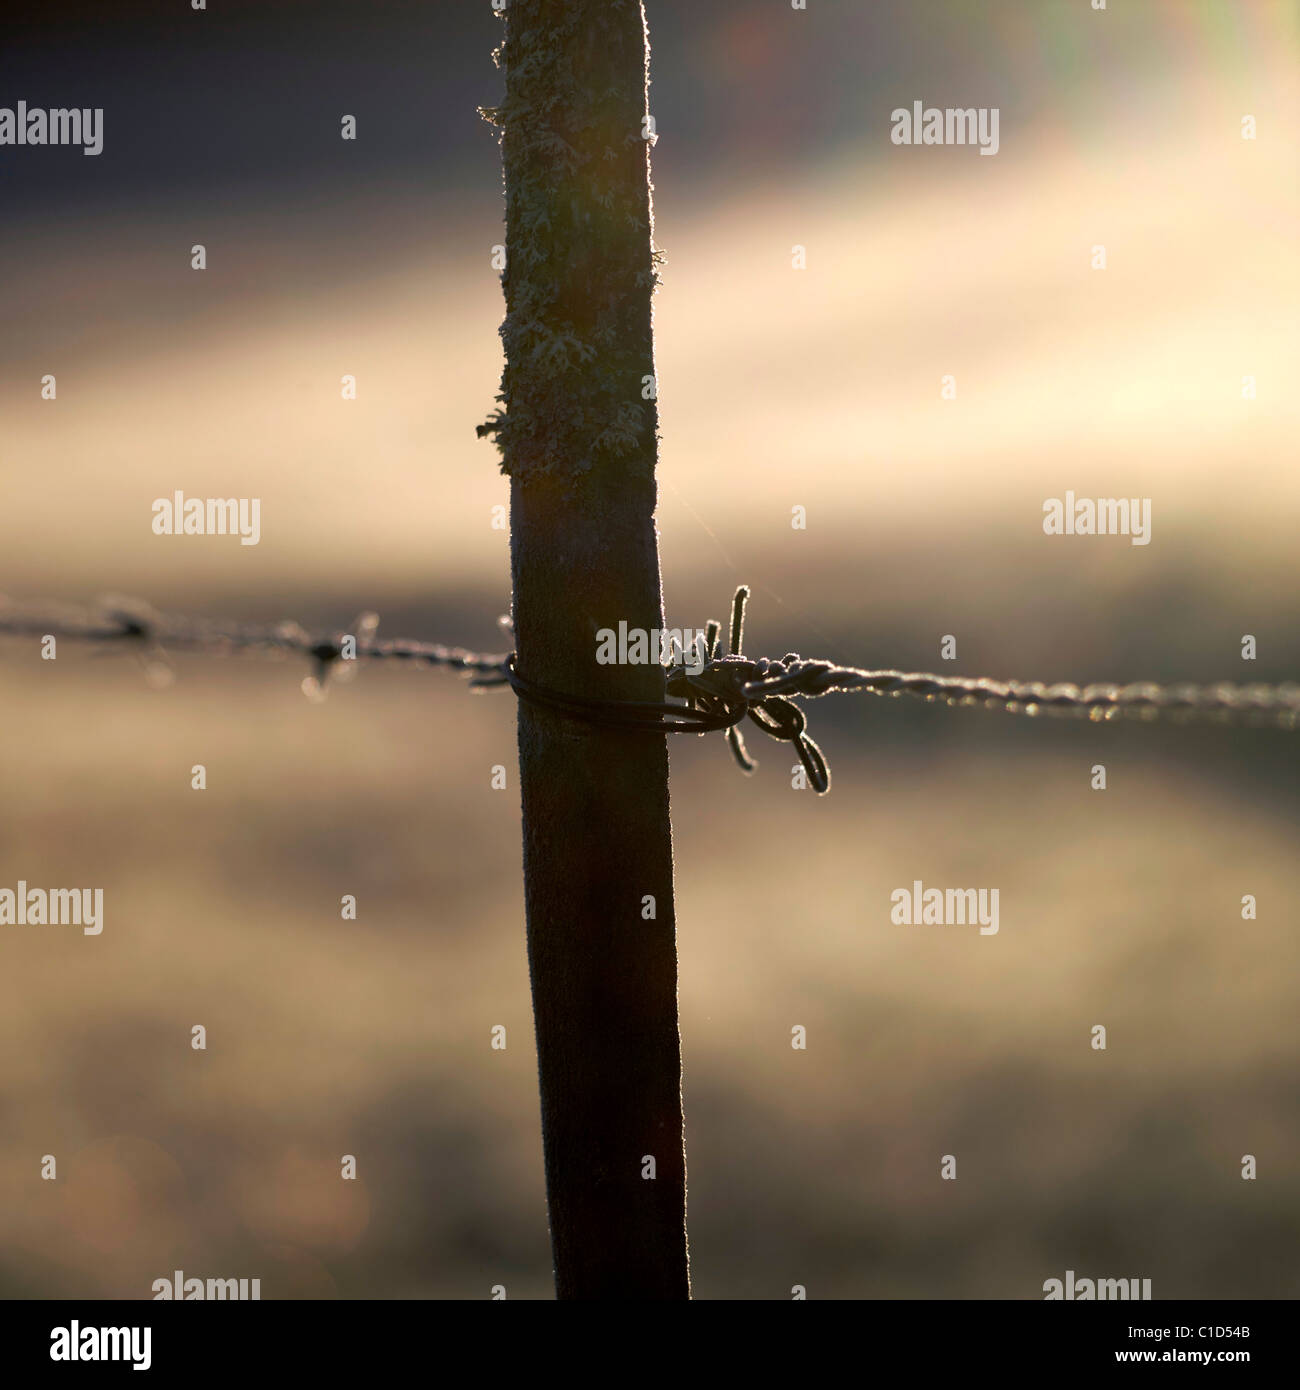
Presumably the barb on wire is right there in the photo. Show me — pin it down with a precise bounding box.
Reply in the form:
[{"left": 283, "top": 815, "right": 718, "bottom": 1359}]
[
  {"left": 2, "top": 589, "right": 1297, "bottom": 795},
  {"left": 662, "top": 588, "right": 1300, "bottom": 792}
]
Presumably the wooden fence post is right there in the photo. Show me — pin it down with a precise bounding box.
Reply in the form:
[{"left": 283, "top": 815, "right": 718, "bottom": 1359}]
[{"left": 480, "top": 0, "right": 689, "bottom": 1299}]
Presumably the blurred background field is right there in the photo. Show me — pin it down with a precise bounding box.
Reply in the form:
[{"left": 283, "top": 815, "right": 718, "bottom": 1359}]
[{"left": 0, "top": 0, "right": 1297, "bottom": 1298}]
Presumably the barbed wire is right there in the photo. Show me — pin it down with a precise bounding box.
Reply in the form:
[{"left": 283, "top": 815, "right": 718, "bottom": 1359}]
[
  {"left": 2, "top": 588, "right": 1296, "bottom": 795},
  {"left": 0, "top": 593, "right": 511, "bottom": 694}
]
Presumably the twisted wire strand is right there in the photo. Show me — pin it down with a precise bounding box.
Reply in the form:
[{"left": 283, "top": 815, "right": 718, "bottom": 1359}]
[
  {"left": 2, "top": 590, "right": 1297, "bottom": 796},
  {"left": 0, "top": 594, "right": 511, "bottom": 685},
  {"left": 699, "top": 652, "right": 1300, "bottom": 723}
]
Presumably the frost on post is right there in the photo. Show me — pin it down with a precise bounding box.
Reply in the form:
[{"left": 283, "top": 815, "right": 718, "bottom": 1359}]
[{"left": 477, "top": 1, "right": 660, "bottom": 484}]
